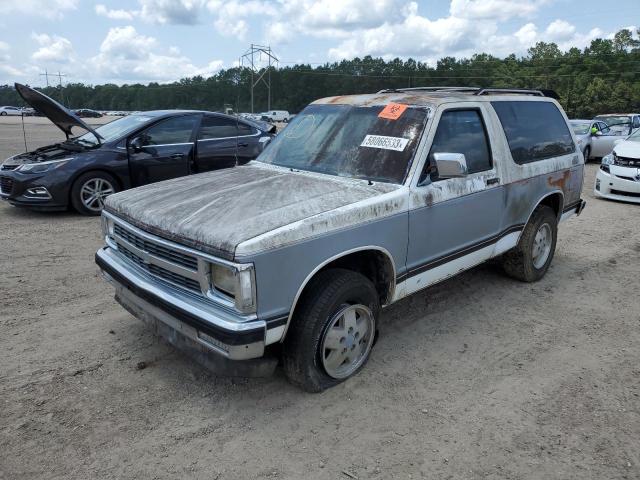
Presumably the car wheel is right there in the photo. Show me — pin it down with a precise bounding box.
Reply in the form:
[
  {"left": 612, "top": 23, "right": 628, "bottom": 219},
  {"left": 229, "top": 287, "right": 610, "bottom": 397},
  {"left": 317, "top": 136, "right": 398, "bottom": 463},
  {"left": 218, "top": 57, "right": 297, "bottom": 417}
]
[
  {"left": 502, "top": 205, "right": 557, "bottom": 282},
  {"left": 282, "top": 268, "right": 380, "bottom": 392},
  {"left": 0, "top": 112, "right": 6, "bottom": 116},
  {"left": 70, "top": 171, "right": 118, "bottom": 216},
  {"left": 583, "top": 146, "right": 591, "bottom": 162}
]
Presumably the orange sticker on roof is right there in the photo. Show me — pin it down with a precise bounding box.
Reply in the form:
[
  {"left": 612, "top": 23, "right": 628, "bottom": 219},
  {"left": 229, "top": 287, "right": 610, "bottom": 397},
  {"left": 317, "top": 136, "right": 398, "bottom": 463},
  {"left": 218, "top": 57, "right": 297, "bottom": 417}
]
[{"left": 378, "top": 103, "right": 408, "bottom": 120}]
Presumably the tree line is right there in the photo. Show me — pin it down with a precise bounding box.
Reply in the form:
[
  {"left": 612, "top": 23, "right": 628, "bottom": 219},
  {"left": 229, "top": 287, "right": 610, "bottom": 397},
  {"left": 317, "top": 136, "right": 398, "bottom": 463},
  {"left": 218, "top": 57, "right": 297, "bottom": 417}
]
[{"left": 0, "top": 29, "right": 638, "bottom": 119}]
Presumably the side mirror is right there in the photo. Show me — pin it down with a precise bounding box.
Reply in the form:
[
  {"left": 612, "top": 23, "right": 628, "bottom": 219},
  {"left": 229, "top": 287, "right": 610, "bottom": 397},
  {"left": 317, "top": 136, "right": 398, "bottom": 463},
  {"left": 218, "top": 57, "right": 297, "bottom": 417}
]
[
  {"left": 433, "top": 152, "right": 468, "bottom": 179},
  {"left": 129, "top": 136, "right": 144, "bottom": 152}
]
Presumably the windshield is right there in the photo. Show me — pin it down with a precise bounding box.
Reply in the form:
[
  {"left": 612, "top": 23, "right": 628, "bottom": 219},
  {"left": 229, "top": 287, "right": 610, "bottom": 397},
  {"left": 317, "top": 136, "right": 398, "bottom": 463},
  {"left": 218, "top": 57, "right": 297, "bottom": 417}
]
[
  {"left": 256, "top": 104, "right": 429, "bottom": 184},
  {"left": 594, "top": 115, "right": 632, "bottom": 134},
  {"left": 627, "top": 128, "right": 640, "bottom": 143},
  {"left": 571, "top": 122, "right": 591, "bottom": 135},
  {"left": 75, "top": 114, "right": 154, "bottom": 145}
]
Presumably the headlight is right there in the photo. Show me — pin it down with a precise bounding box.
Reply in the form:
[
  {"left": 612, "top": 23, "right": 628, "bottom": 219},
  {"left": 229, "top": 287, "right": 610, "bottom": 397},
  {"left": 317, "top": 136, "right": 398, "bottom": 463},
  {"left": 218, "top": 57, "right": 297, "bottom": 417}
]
[
  {"left": 602, "top": 153, "right": 615, "bottom": 165},
  {"left": 211, "top": 263, "right": 256, "bottom": 313},
  {"left": 16, "top": 157, "right": 73, "bottom": 174}
]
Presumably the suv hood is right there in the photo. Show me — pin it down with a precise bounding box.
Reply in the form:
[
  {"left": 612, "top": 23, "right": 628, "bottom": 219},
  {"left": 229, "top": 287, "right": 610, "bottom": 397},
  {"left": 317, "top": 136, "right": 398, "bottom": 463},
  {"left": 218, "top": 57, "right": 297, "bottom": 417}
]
[
  {"left": 15, "top": 83, "right": 102, "bottom": 141},
  {"left": 104, "top": 163, "right": 400, "bottom": 260}
]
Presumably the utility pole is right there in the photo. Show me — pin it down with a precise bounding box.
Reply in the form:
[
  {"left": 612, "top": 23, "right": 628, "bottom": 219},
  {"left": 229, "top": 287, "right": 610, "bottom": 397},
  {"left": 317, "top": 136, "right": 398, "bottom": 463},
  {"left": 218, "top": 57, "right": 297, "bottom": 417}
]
[
  {"left": 240, "top": 44, "right": 278, "bottom": 113},
  {"left": 39, "top": 70, "right": 67, "bottom": 104},
  {"left": 39, "top": 69, "right": 50, "bottom": 87}
]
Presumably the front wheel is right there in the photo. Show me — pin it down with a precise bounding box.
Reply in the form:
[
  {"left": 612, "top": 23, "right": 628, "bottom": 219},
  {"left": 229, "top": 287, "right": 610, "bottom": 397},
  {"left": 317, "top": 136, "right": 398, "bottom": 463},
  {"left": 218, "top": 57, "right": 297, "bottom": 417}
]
[
  {"left": 70, "top": 171, "right": 118, "bottom": 216},
  {"left": 282, "top": 269, "right": 380, "bottom": 392},
  {"left": 502, "top": 205, "right": 557, "bottom": 282},
  {"left": 0, "top": 112, "right": 6, "bottom": 116}
]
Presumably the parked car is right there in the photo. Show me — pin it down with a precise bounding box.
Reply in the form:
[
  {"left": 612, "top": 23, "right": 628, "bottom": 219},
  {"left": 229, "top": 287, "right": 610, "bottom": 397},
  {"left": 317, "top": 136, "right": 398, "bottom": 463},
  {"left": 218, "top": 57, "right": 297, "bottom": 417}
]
[
  {"left": 594, "top": 113, "right": 640, "bottom": 135},
  {"left": 0, "top": 83, "right": 276, "bottom": 215},
  {"left": 570, "top": 119, "right": 624, "bottom": 161},
  {"left": 74, "top": 108, "right": 103, "bottom": 118},
  {"left": 595, "top": 128, "right": 640, "bottom": 203},
  {"left": 95, "top": 87, "right": 586, "bottom": 392},
  {"left": 260, "top": 110, "right": 291, "bottom": 122},
  {"left": 570, "top": 119, "right": 595, "bottom": 160},
  {"left": 0, "top": 106, "right": 23, "bottom": 116}
]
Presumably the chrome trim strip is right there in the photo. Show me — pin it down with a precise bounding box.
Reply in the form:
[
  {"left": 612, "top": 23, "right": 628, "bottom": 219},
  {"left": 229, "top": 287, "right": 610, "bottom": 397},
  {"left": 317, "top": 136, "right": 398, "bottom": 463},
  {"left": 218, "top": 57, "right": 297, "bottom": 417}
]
[{"left": 197, "top": 131, "right": 261, "bottom": 142}]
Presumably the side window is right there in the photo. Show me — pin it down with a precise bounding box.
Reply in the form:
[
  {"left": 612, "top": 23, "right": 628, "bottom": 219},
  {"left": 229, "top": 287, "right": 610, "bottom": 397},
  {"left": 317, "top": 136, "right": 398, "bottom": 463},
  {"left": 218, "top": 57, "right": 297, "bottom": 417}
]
[
  {"left": 237, "top": 122, "right": 256, "bottom": 136},
  {"left": 491, "top": 101, "right": 575, "bottom": 164},
  {"left": 633, "top": 116, "right": 640, "bottom": 129},
  {"left": 138, "top": 116, "right": 197, "bottom": 146},
  {"left": 599, "top": 122, "right": 611, "bottom": 135},
  {"left": 198, "top": 116, "right": 238, "bottom": 140},
  {"left": 421, "top": 109, "right": 492, "bottom": 183}
]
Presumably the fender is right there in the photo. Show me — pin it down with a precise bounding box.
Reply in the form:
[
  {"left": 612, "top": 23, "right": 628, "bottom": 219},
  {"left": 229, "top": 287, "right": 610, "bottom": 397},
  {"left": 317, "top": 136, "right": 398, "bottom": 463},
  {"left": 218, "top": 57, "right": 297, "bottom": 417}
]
[
  {"left": 281, "top": 245, "right": 397, "bottom": 341},
  {"left": 518, "top": 189, "right": 564, "bottom": 242}
]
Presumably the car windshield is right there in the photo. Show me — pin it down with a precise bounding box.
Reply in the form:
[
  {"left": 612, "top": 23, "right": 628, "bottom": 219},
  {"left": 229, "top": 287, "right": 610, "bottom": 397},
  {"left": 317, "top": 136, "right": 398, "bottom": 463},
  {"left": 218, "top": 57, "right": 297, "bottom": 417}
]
[
  {"left": 627, "top": 128, "right": 640, "bottom": 143},
  {"left": 571, "top": 122, "right": 591, "bottom": 135},
  {"left": 74, "top": 114, "right": 154, "bottom": 145},
  {"left": 255, "top": 104, "right": 429, "bottom": 184}
]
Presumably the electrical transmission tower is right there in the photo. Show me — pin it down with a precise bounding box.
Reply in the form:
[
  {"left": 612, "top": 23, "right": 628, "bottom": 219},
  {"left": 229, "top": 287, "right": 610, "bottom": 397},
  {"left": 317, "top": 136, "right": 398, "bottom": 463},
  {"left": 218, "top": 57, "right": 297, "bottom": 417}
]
[
  {"left": 240, "top": 44, "right": 278, "bottom": 113},
  {"left": 39, "top": 70, "right": 67, "bottom": 104}
]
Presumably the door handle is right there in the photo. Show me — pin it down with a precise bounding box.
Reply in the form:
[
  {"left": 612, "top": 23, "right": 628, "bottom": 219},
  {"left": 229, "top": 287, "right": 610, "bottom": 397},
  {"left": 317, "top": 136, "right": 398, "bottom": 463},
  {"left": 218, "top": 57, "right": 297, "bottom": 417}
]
[
  {"left": 170, "top": 153, "right": 185, "bottom": 159},
  {"left": 486, "top": 177, "right": 500, "bottom": 185},
  {"left": 237, "top": 142, "right": 249, "bottom": 147}
]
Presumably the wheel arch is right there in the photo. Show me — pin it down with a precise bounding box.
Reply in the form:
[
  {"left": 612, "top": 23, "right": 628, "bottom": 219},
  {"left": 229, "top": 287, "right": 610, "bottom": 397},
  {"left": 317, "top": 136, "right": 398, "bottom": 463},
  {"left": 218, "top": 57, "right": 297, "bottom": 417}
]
[
  {"left": 521, "top": 190, "right": 565, "bottom": 235},
  {"left": 282, "top": 246, "right": 397, "bottom": 340}
]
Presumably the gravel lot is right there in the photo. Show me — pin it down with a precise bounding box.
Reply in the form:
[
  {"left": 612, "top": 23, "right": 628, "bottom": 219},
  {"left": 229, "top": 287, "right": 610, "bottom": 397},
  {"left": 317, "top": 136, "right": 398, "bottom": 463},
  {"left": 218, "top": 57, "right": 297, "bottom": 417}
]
[{"left": 1, "top": 117, "right": 639, "bottom": 480}]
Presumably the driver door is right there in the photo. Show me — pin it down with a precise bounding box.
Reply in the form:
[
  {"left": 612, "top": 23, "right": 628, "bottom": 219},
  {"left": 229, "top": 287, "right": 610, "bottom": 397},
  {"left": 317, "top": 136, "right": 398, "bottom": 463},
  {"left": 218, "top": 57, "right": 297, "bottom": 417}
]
[
  {"left": 591, "top": 122, "right": 619, "bottom": 158},
  {"left": 404, "top": 106, "right": 503, "bottom": 295},
  {"left": 128, "top": 115, "right": 200, "bottom": 187}
]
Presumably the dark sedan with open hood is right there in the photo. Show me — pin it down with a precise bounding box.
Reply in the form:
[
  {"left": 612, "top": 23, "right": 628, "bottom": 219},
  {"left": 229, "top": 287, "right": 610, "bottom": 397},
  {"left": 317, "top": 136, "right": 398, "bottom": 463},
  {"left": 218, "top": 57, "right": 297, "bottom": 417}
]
[{"left": 0, "top": 83, "right": 275, "bottom": 215}]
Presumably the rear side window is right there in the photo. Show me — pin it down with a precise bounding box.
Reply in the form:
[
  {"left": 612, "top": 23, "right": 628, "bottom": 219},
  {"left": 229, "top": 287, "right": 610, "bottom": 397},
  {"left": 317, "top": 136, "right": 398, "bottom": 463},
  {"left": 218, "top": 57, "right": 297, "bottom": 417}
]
[
  {"left": 139, "top": 115, "right": 198, "bottom": 146},
  {"left": 198, "top": 116, "right": 238, "bottom": 140},
  {"left": 491, "top": 101, "right": 575, "bottom": 164}
]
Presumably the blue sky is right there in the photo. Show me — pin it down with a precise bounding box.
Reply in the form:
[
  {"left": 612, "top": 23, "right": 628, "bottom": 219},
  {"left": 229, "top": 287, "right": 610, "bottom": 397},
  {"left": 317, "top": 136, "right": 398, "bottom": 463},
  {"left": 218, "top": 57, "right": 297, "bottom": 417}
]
[{"left": 0, "top": 0, "right": 638, "bottom": 86}]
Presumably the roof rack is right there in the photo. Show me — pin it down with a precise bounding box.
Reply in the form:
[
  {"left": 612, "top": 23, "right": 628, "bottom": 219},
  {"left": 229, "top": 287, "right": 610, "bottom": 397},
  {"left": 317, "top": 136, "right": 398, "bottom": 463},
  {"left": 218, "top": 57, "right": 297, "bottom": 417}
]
[{"left": 377, "top": 86, "right": 559, "bottom": 99}]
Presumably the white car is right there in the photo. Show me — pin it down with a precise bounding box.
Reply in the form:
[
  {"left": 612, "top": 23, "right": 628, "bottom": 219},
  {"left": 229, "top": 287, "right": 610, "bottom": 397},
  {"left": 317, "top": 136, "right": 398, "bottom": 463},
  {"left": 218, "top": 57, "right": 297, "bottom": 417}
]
[
  {"left": 0, "top": 106, "right": 23, "bottom": 116},
  {"left": 260, "top": 110, "right": 291, "bottom": 122},
  {"left": 595, "top": 129, "right": 640, "bottom": 203}
]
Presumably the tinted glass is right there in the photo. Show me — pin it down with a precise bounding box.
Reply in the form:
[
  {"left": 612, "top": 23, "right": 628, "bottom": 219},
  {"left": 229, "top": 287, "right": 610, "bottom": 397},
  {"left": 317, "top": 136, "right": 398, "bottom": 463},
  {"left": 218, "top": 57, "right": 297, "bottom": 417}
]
[
  {"left": 570, "top": 121, "right": 591, "bottom": 135},
  {"left": 425, "top": 109, "right": 491, "bottom": 180},
  {"left": 139, "top": 115, "right": 197, "bottom": 146},
  {"left": 198, "top": 116, "right": 238, "bottom": 139},
  {"left": 237, "top": 122, "right": 255, "bottom": 136},
  {"left": 76, "top": 114, "right": 154, "bottom": 145},
  {"left": 256, "top": 104, "right": 429, "bottom": 184},
  {"left": 492, "top": 101, "right": 575, "bottom": 164}
]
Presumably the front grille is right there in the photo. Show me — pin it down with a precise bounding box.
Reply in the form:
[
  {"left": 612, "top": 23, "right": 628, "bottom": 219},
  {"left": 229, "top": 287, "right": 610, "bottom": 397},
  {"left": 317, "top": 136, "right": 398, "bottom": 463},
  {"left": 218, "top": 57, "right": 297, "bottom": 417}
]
[
  {"left": 617, "top": 157, "right": 640, "bottom": 168},
  {"left": 113, "top": 223, "right": 198, "bottom": 270},
  {"left": 614, "top": 174, "right": 639, "bottom": 182},
  {"left": 611, "top": 189, "right": 640, "bottom": 198},
  {"left": 116, "top": 241, "right": 202, "bottom": 293},
  {"left": 0, "top": 176, "right": 13, "bottom": 194},
  {"left": 1, "top": 164, "right": 18, "bottom": 171}
]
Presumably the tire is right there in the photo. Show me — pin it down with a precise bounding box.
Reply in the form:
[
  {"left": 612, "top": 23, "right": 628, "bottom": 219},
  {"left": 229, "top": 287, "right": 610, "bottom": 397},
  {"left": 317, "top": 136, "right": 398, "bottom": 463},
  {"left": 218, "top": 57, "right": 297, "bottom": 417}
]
[
  {"left": 0, "top": 112, "right": 6, "bottom": 116},
  {"left": 502, "top": 205, "right": 557, "bottom": 282},
  {"left": 70, "top": 171, "right": 118, "bottom": 216},
  {"left": 282, "top": 268, "right": 380, "bottom": 392},
  {"left": 583, "top": 146, "right": 591, "bottom": 162}
]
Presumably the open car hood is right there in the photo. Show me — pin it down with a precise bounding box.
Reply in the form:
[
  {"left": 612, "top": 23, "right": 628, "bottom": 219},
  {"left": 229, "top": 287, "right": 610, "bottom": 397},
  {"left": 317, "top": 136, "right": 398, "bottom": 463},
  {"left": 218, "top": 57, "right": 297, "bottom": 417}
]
[{"left": 14, "top": 82, "right": 102, "bottom": 141}]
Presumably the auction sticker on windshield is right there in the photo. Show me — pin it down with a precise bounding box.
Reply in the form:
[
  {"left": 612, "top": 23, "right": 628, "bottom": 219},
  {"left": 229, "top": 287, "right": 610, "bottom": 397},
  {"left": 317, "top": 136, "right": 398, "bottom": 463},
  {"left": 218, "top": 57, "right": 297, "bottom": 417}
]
[{"left": 360, "top": 134, "right": 410, "bottom": 151}]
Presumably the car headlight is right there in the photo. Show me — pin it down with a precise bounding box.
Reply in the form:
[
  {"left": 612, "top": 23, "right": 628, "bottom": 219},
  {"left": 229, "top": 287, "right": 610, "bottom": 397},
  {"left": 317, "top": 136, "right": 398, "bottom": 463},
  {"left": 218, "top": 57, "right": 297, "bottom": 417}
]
[
  {"left": 211, "top": 263, "right": 256, "bottom": 313},
  {"left": 602, "top": 153, "right": 615, "bottom": 165},
  {"left": 16, "top": 157, "right": 73, "bottom": 174}
]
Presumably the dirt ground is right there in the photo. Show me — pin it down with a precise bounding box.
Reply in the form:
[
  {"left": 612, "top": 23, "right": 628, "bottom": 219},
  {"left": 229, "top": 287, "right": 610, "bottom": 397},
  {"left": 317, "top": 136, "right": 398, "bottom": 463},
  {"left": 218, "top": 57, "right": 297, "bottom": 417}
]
[{"left": 1, "top": 117, "right": 639, "bottom": 480}]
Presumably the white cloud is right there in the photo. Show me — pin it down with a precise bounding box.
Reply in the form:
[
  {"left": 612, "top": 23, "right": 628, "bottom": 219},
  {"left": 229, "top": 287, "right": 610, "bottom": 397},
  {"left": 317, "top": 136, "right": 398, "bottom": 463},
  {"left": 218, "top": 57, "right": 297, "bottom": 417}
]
[
  {"left": 0, "top": 0, "right": 77, "bottom": 19},
  {"left": 95, "top": 4, "right": 135, "bottom": 21},
  {"left": 88, "top": 26, "right": 223, "bottom": 82},
  {"left": 545, "top": 19, "right": 576, "bottom": 41},
  {"left": 449, "top": 0, "right": 549, "bottom": 21},
  {"left": 0, "top": 42, "right": 26, "bottom": 78},
  {"left": 138, "top": 0, "right": 207, "bottom": 25},
  {"left": 31, "top": 33, "right": 75, "bottom": 64}
]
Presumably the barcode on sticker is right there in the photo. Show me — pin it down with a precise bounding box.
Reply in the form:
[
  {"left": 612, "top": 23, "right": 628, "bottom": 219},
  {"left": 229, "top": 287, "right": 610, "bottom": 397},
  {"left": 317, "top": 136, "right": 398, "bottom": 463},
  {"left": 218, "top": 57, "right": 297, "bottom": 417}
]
[{"left": 360, "top": 135, "right": 409, "bottom": 152}]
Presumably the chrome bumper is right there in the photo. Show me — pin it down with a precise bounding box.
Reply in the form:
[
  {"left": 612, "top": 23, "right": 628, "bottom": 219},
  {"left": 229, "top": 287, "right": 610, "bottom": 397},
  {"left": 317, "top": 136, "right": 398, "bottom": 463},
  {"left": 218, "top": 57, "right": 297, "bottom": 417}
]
[{"left": 96, "top": 246, "right": 266, "bottom": 360}]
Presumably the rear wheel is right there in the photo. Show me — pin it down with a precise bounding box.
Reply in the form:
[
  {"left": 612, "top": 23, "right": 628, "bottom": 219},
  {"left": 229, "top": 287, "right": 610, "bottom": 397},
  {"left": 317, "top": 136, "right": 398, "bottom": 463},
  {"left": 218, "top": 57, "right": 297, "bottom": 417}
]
[
  {"left": 70, "top": 171, "right": 118, "bottom": 216},
  {"left": 0, "top": 112, "right": 6, "bottom": 116},
  {"left": 502, "top": 205, "right": 557, "bottom": 282},
  {"left": 282, "top": 269, "right": 379, "bottom": 392}
]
